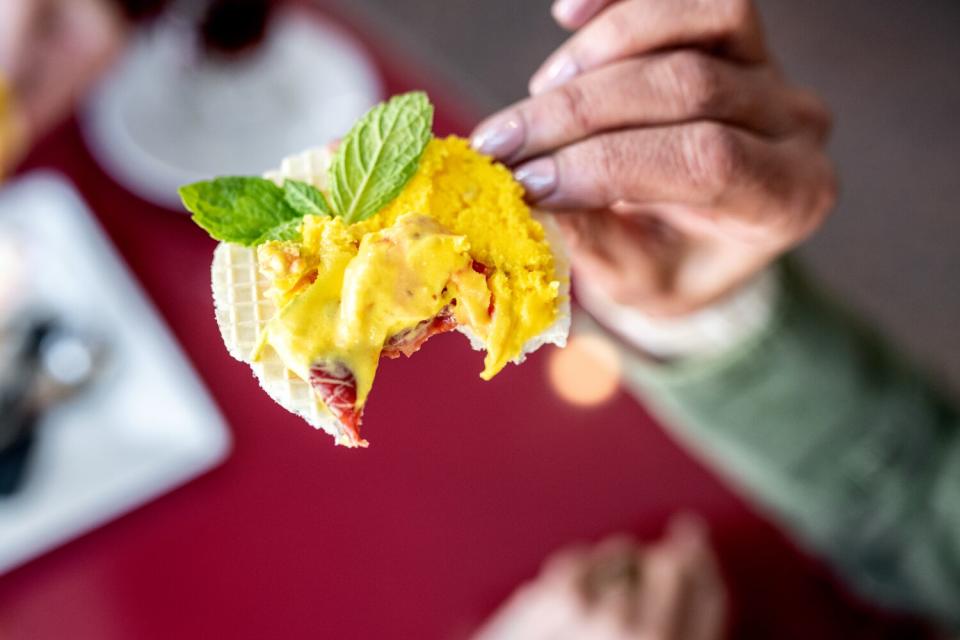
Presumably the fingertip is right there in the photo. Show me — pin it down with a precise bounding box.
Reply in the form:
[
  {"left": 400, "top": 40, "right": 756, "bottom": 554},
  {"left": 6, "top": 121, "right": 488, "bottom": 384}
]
[
  {"left": 593, "top": 534, "right": 637, "bottom": 558},
  {"left": 666, "top": 513, "right": 711, "bottom": 558},
  {"left": 514, "top": 156, "right": 559, "bottom": 202},
  {"left": 471, "top": 111, "right": 525, "bottom": 161},
  {"left": 551, "top": 0, "right": 603, "bottom": 30},
  {"left": 668, "top": 512, "right": 708, "bottom": 538},
  {"left": 540, "top": 545, "right": 588, "bottom": 581},
  {"left": 551, "top": 0, "right": 583, "bottom": 29}
]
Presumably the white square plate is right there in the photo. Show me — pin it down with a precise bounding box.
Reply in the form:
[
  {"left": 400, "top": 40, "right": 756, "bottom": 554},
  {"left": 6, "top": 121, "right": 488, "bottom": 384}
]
[{"left": 0, "top": 173, "right": 231, "bottom": 574}]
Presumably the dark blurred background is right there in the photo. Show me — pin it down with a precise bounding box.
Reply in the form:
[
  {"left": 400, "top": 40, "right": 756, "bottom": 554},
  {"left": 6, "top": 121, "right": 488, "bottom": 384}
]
[{"left": 334, "top": 0, "right": 960, "bottom": 390}]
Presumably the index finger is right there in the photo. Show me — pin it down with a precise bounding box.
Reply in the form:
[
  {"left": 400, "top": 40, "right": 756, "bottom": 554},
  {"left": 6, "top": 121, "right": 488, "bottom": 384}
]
[{"left": 531, "top": 0, "right": 767, "bottom": 95}]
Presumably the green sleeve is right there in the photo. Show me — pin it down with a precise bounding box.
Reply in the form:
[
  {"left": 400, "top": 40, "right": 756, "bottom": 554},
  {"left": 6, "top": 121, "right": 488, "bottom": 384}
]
[{"left": 620, "top": 259, "right": 960, "bottom": 630}]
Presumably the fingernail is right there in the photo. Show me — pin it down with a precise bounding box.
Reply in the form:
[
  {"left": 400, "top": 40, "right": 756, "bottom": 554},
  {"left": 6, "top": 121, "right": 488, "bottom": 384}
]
[
  {"left": 471, "top": 113, "right": 524, "bottom": 160},
  {"left": 552, "top": 0, "right": 600, "bottom": 26},
  {"left": 530, "top": 54, "right": 579, "bottom": 95},
  {"left": 515, "top": 158, "right": 558, "bottom": 201},
  {"left": 551, "top": 0, "right": 584, "bottom": 24}
]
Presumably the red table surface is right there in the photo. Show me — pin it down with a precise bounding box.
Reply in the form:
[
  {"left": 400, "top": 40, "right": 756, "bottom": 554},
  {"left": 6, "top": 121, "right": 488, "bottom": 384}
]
[{"left": 0, "top": 6, "right": 929, "bottom": 639}]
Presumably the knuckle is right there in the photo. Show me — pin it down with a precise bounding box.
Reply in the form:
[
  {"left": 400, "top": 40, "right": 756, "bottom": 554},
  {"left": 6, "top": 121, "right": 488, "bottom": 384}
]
[
  {"left": 682, "top": 123, "right": 745, "bottom": 196},
  {"left": 785, "top": 157, "right": 839, "bottom": 242},
  {"left": 555, "top": 81, "right": 595, "bottom": 134},
  {"left": 663, "top": 51, "right": 727, "bottom": 116},
  {"left": 789, "top": 87, "right": 834, "bottom": 142},
  {"left": 592, "top": 135, "right": 630, "bottom": 201}
]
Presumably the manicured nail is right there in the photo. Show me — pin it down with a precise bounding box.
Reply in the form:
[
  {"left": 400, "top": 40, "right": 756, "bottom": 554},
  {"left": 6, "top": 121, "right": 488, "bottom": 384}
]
[
  {"left": 471, "top": 113, "right": 524, "bottom": 160},
  {"left": 552, "top": 0, "right": 594, "bottom": 25},
  {"left": 530, "top": 54, "right": 579, "bottom": 95},
  {"left": 552, "top": 0, "right": 582, "bottom": 23},
  {"left": 514, "top": 158, "right": 558, "bottom": 200}
]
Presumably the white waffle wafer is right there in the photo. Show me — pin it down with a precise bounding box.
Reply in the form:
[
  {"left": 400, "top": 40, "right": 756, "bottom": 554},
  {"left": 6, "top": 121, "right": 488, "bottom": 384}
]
[{"left": 210, "top": 147, "right": 570, "bottom": 447}]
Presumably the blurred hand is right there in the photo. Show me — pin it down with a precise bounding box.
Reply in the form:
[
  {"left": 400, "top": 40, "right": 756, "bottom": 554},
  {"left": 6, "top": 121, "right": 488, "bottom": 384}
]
[
  {"left": 472, "top": 0, "right": 837, "bottom": 316},
  {"left": 0, "top": 0, "right": 126, "bottom": 165},
  {"left": 474, "top": 516, "right": 728, "bottom": 640}
]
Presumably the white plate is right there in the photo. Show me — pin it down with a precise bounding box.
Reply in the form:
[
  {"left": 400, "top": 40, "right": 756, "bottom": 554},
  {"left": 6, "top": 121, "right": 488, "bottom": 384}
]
[
  {"left": 81, "top": 7, "right": 383, "bottom": 209},
  {"left": 0, "top": 173, "right": 231, "bottom": 574}
]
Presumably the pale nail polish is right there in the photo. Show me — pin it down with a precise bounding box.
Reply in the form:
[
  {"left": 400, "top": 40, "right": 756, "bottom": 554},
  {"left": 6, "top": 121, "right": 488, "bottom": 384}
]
[
  {"left": 551, "top": 0, "right": 583, "bottom": 24},
  {"left": 514, "top": 158, "right": 558, "bottom": 200},
  {"left": 471, "top": 114, "right": 524, "bottom": 160},
  {"left": 530, "top": 55, "right": 579, "bottom": 95}
]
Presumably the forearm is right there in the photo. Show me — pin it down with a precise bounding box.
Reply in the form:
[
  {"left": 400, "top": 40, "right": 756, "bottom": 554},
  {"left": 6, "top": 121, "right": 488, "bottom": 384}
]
[{"left": 597, "top": 260, "right": 960, "bottom": 629}]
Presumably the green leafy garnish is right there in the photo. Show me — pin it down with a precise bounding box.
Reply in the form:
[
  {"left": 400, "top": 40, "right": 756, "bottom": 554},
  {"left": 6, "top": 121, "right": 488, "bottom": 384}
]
[
  {"left": 179, "top": 177, "right": 304, "bottom": 247},
  {"left": 179, "top": 91, "right": 435, "bottom": 244},
  {"left": 283, "top": 180, "right": 333, "bottom": 218},
  {"left": 258, "top": 216, "right": 305, "bottom": 243},
  {"left": 329, "top": 91, "right": 433, "bottom": 223}
]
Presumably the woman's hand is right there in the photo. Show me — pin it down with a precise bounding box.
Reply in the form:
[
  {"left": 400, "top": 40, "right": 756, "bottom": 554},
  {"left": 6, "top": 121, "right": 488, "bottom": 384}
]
[
  {"left": 474, "top": 516, "right": 728, "bottom": 640},
  {"left": 0, "top": 0, "right": 126, "bottom": 167},
  {"left": 472, "top": 0, "right": 836, "bottom": 316}
]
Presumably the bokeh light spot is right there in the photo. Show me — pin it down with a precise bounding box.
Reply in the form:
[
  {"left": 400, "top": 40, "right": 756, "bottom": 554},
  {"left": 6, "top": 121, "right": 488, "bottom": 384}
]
[{"left": 548, "top": 333, "right": 622, "bottom": 407}]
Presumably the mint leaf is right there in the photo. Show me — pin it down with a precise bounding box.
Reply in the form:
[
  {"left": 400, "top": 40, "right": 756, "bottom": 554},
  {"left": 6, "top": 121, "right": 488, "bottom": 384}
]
[
  {"left": 258, "top": 217, "right": 303, "bottom": 243},
  {"left": 179, "top": 177, "right": 303, "bottom": 246},
  {"left": 284, "top": 179, "right": 333, "bottom": 218},
  {"left": 329, "top": 91, "right": 434, "bottom": 224},
  {"left": 180, "top": 93, "right": 435, "bottom": 244}
]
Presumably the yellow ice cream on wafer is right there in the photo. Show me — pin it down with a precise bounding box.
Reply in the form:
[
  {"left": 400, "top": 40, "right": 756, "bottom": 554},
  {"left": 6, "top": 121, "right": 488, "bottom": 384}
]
[
  {"left": 182, "top": 92, "right": 569, "bottom": 447},
  {"left": 256, "top": 136, "right": 561, "bottom": 410}
]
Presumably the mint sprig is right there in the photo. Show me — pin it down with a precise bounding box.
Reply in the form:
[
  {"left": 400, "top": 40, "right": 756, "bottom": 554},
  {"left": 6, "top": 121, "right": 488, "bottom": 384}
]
[
  {"left": 283, "top": 179, "right": 333, "bottom": 218},
  {"left": 330, "top": 91, "right": 433, "bottom": 223},
  {"left": 178, "top": 177, "right": 332, "bottom": 247},
  {"left": 179, "top": 91, "right": 435, "bottom": 245}
]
